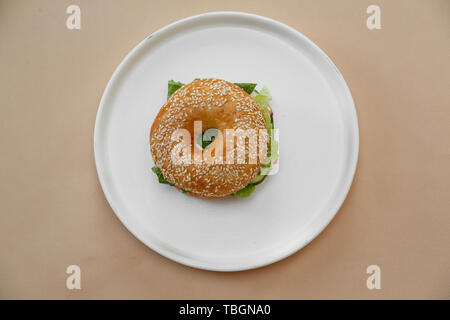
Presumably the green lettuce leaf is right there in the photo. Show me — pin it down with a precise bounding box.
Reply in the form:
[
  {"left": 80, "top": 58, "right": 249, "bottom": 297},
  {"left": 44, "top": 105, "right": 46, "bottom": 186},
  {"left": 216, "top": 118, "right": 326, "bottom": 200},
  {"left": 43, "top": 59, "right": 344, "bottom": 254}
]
[
  {"left": 252, "top": 86, "right": 272, "bottom": 131},
  {"left": 234, "top": 83, "right": 257, "bottom": 95},
  {"left": 252, "top": 86, "right": 272, "bottom": 109},
  {"left": 235, "top": 184, "right": 256, "bottom": 198},
  {"left": 151, "top": 166, "right": 174, "bottom": 186},
  {"left": 167, "top": 80, "right": 184, "bottom": 98}
]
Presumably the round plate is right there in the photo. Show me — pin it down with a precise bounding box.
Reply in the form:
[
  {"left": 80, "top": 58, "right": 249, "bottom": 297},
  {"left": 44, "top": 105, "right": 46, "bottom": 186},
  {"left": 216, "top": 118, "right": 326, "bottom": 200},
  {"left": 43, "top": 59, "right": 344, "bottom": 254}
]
[{"left": 94, "top": 12, "right": 359, "bottom": 271}]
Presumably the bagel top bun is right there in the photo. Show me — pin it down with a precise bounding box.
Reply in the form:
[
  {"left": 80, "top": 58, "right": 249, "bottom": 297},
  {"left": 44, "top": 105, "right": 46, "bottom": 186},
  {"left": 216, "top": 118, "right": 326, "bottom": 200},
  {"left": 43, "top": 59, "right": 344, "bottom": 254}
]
[{"left": 150, "top": 78, "right": 268, "bottom": 198}]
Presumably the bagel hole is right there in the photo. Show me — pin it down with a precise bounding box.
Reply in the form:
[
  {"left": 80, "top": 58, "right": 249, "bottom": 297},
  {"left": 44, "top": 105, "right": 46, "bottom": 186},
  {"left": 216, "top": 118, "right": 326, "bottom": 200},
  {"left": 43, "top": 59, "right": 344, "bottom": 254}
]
[{"left": 197, "top": 128, "right": 219, "bottom": 149}]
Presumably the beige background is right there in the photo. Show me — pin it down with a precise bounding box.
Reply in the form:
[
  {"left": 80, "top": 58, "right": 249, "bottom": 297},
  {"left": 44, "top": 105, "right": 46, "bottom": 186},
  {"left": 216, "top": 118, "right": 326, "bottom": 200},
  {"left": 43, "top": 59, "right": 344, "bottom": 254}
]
[{"left": 1, "top": 0, "right": 449, "bottom": 299}]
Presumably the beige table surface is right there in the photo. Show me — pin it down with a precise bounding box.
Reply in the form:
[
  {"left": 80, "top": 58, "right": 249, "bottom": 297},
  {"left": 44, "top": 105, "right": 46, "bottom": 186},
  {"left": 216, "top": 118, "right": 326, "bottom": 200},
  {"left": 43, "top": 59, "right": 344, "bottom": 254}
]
[{"left": 1, "top": 0, "right": 449, "bottom": 299}]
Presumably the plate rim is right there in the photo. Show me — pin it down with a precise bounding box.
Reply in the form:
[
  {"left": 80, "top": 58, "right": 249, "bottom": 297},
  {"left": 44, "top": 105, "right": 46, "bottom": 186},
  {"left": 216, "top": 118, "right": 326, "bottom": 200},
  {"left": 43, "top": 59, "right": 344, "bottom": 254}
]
[{"left": 94, "top": 11, "right": 359, "bottom": 272}]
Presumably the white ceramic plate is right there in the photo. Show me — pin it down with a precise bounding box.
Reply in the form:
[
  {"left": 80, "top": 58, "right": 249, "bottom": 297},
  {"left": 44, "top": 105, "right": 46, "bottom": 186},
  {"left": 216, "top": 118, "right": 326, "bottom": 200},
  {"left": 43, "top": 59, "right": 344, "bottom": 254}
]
[{"left": 94, "top": 12, "right": 359, "bottom": 271}]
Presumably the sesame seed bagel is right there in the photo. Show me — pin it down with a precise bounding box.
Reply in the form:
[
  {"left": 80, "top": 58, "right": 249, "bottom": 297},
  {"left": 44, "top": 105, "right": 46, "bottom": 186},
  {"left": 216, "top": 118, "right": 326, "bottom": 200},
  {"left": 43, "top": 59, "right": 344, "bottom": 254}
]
[{"left": 150, "top": 78, "right": 268, "bottom": 198}]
